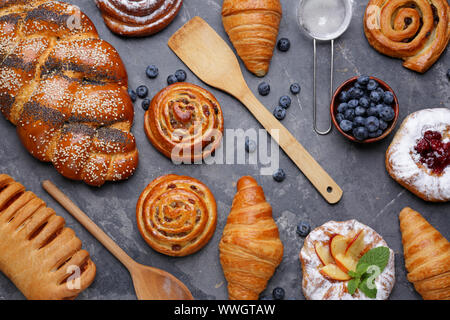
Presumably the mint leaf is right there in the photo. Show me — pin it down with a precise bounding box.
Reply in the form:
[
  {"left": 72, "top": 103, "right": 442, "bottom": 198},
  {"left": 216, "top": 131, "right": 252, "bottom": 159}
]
[
  {"left": 359, "top": 277, "right": 377, "bottom": 299},
  {"left": 347, "top": 278, "right": 360, "bottom": 295},
  {"left": 348, "top": 270, "right": 359, "bottom": 278},
  {"left": 356, "top": 263, "right": 370, "bottom": 276},
  {"left": 358, "top": 247, "right": 390, "bottom": 273}
]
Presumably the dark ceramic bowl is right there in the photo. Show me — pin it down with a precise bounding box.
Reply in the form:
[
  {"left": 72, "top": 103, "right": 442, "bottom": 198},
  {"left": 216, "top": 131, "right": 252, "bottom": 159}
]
[{"left": 330, "top": 76, "right": 399, "bottom": 143}]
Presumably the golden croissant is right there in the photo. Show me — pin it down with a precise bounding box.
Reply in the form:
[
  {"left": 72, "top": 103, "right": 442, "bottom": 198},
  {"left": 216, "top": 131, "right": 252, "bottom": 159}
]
[
  {"left": 399, "top": 207, "right": 450, "bottom": 300},
  {"left": 222, "top": 0, "right": 282, "bottom": 77},
  {"left": 219, "top": 176, "right": 284, "bottom": 300}
]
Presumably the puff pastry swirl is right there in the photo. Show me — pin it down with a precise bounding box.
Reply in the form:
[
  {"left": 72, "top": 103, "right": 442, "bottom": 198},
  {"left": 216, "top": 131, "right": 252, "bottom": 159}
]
[
  {"left": 364, "top": 0, "right": 450, "bottom": 73},
  {"left": 136, "top": 174, "right": 217, "bottom": 257},
  {"left": 0, "top": 174, "right": 96, "bottom": 300}
]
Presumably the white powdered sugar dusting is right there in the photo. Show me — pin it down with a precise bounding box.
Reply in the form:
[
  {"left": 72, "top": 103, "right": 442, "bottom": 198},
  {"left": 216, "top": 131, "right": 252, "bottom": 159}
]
[
  {"left": 300, "top": 220, "right": 395, "bottom": 300},
  {"left": 386, "top": 108, "right": 450, "bottom": 201}
]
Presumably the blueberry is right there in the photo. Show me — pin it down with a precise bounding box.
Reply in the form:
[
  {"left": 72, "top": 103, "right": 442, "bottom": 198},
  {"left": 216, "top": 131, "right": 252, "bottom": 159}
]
[
  {"left": 354, "top": 88, "right": 364, "bottom": 99},
  {"left": 353, "top": 126, "right": 369, "bottom": 141},
  {"left": 354, "top": 82, "right": 363, "bottom": 89},
  {"left": 355, "top": 106, "right": 366, "bottom": 117},
  {"left": 175, "top": 69, "right": 187, "bottom": 82},
  {"left": 128, "top": 89, "right": 137, "bottom": 102},
  {"left": 379, "top": 119, "right": 388, "bottom": 130},
  {"left": 141, "top": 98, "right": 150, "bottom": 111},
  {"left": 365, "top": 116, "right": 380, "bottom": 132},
  {"left": 136, "top": 85, "right": 148, "bottom": 98},
  {"left": 368, "top": 129, "right": 383, "bottom": 138},
  {"left": 273, "top": 168, "right": 286, "bottom": 182},
  {"left": 337, "top": 103, "right": 348, "bottom": 113},
  {"left": 339, "top": 90, "right": 350, "bottom": 102},
  {"left": 357, "top": 75, "right": 370, "bottom": 86},
  {"left": 296, "top": 221, "right": 311, "bottom": 237},
  {"left": 380, "top": 106, "right": 395, "bottom": 121},
  {"left": 336, "top": 113, "right": 345, "bottom": 123},
  {"left": 370, "top": 91, "right": 381, "bottom": 103},
  {"left": 167, "top": 74, "right": 178, "bottom": 85},
  {"left": 353, "top": 116, "right": 366, "bottom": 127},
  {"left": 367, "top": 106, "right": 378, "bottom": 117},
  {"left": 376, "top": 87, "right": 385, "bottom": 95},
  {"left": 290, "top": 83, "right": 301, "bottom": 94},
  {"left": 344, "top": 108, "right": 355, "bottom": 121},
  {"left": 145, "top": 65, "right": 159, "bottom": 79},
  {"left": 367, "top": 79, "right": 378, "bottom": 91},
  {"left": 279, "top": 95, "right": 291, "bottom": 109},
  {"left": 348, "top": 99, "right": 359, "bottom": 108},
  {"left": 272, "top": 287, "right": 285, "bottom": 300},
  {"left": 273, "top": 106, "right": 286, "bottom": 120},
  {"left": 359, "top": 97, "right": 369, "bottom": 108},
  {"left": 245, "top": 137, "right": 257, "bottom": 153},
  {"left": 339, "top": 119, "right": 353, "bottom": 132},
  {"left": 258, "top": 82, "right": 271, "bottom": 96},
  {"left": 383, "top": 91, "right": 394, "bottom": 104},
  {"left": 277, "top": 38, "right": 291, "bottom": 52},
  {"left": 348, "top": 87, "right": 357, "bottom": 99}
]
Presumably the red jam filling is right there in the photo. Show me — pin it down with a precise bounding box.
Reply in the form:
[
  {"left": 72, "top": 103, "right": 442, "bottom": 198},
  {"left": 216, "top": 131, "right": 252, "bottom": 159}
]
[{"left": 414, "top": 130, "right": 450, "bottom": 175}]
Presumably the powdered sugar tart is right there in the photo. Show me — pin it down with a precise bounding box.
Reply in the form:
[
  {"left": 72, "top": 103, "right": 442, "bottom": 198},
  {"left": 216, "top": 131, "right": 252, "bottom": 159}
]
[
  {"left": 300, "top": 220, "right": 395, "bottom": 300},
  {"left": 386, "top": 108, "right": 450, "bottom": 202}
]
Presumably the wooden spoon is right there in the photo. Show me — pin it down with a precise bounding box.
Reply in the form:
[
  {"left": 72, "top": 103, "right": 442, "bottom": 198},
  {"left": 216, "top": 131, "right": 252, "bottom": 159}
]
[
  {"left": 42, "top": 180, "right": 194, "bottom": 300},
  {"left": 168, "top": 17, "right": 343, "bottom": 204}
]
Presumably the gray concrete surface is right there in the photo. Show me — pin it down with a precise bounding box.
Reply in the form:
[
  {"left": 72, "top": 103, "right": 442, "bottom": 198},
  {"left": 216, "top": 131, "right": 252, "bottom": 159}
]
[{"left": 0, "top": 0, "right": 448, "bottom": 300}]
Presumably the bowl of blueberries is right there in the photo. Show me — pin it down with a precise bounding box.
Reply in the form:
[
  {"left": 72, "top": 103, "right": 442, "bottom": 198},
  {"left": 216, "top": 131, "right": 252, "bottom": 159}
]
[{"left": 330, "top": 75, "right": 399, "bottom": 143}]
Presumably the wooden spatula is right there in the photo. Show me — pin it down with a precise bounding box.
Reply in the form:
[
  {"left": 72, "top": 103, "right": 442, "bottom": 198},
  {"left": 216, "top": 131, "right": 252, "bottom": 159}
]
[
  {"left": 42, "top": 180, "right": 194, "bottom": 300},
  {"left": 168, "top": 17, "right": 343, "bottom": 204}
]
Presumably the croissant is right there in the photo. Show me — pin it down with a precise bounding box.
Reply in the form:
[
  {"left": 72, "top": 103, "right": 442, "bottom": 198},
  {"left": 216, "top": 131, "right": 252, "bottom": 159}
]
[
  {"left": 399, "top": 207, "right": 450, "bottom": 300},
  {"left": 0, "top": 0, "right": 138, "bottom": 186},
  {"left": 219, "top": 176, "right": 284, "bottom": 300},
  {"left": 222, "top": 0, "right": 282, "bottom": 77}
]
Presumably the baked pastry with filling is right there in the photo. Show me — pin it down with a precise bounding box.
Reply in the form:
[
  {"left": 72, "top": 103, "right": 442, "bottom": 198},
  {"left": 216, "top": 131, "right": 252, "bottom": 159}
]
[
  {"left": 300, "top": 220, "right": 395, "bottom": 300},
  {"left": 0, "top": 174, "right": 96, "bottom": 300},
  {"left": 386, "top": 108, "right": 450, "bottom": 202}
]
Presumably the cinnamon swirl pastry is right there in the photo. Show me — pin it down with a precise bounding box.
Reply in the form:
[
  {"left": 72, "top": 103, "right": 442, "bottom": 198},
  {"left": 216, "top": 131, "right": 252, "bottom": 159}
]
[
  {"left": 136, "top": 174, "right": 217, "bottom": 257},
  {"left": 364, "top": 0, "right": 450, "bottom": 73},
  {"left": 95, "top": 0, "right": 183, "bottom": 37},
  {"left": 144, "top": 83, "right": 224, "bottom": 163}
]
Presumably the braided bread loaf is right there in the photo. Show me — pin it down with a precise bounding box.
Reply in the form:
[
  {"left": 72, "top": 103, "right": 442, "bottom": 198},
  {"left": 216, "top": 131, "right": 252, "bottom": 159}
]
[{"left": 0, "top": 0, "right": 138, "bottom": 186}]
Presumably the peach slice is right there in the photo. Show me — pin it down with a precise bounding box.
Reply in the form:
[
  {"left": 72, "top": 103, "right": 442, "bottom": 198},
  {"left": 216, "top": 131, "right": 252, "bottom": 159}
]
[
  {"left": 329, "top": 235, "right": 349, "bottom": 261},
  {"left": 320, "top": 264, "right": 352, "bottom": 281},
  {"left": 315, "top": 242, "right": 334, "bottom": 265},
  {"left": 345, "top": 230, "right": 365, "bottom": 257},
  {"left": 331, "top": 231, "right": 367, "bottom": 273}
]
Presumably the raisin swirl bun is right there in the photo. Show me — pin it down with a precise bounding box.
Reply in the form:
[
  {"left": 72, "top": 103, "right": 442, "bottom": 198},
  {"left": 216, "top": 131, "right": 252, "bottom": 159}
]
[
  {"left": 0, "top": 0, "right": 138, "bottom": 186},
  {"left": 95, "top": 0, "right": 183, "bottom": 37},
  {"left": 364, "top": 0, "right": 450, "bottom": 73},
  {"left": 136, "top": 174, "right": 217, "bottom": 257},
  {"left": 144, "top": 83, "right": 224, "bottom": 163}
]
